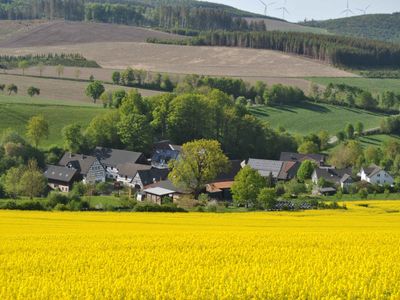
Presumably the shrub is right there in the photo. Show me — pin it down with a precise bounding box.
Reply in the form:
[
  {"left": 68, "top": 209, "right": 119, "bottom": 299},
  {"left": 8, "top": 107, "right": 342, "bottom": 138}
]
[
  {"left": 47, "top": 192, "right": 69, "bottom": 207},
  {"left": 358, "top": 188, "right": 369, "bottom": 200},
  {"left": 133, "top": 202, "right": 187, "bottom": 213},
  {"left": 18, "top": 201, "right": 46, "bottom": 211},
  {"left": 54, "top": 203, "right": 68, "bottom": 211}
]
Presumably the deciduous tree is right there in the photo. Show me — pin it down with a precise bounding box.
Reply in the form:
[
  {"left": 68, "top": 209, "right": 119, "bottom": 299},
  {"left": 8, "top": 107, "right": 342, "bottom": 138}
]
[
  {"left": 169, "top": 139, "right": 229, "bottom": 198},
  {"left": 231, "top": 166, "right": 266, "bottom": 208},
  {"left": 85, "top": 81, "right": 105, "bottom": 103},
  {"left": 26, "top": 115, "right": 49, "bottom": 147}
]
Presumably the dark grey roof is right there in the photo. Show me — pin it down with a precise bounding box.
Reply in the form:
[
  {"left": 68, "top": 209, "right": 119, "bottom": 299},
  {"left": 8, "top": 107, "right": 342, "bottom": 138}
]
[
  {"left": 247, "top": 159, "right": 283, "bottom": 178},
  {"left": 59, "top": 153, "right": 98, "bottom": 176},
  {"left": 138, "top": 168, "right": 170, "bottom": 187},
  {"left": 214, "top": 160, "right": 242, "bottom": 182},
  {"left": 117, "top": 163, "right": 151, "bottom": 177},
  {"left": 151, "top": 149, "right": 180, "bottom": 169},
  {"left": 315, "top": 168, "right": 353, "bottom": 185},
  {"left": 280, "top": 152, "right": 326, "bottom": 164},
  {"left": 278, "top": 161, "right": 300, "bottom": 181},
  {"left": 363, "top": 165, "right": 383, "bottom": 178},
  {"left": 92, "top": 147, "right": 145, "bottom": 167},
  {"left": 44, "top": 165, "right": 78, "bottom": 183}
]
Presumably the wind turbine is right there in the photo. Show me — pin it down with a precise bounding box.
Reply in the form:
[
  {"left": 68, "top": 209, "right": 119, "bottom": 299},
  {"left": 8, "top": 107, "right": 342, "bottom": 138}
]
[
  {"left": 276, "top": 0, "right": 289, "bottom": 20},
  {"left": 341, "top": 0, "right": 354, "bottom": 17},
  {"left": 357, "top": 5, "right": 371, "bottom": 15},
  {"left": 258, "top": 0, "right": 276, "bottom": 16}
]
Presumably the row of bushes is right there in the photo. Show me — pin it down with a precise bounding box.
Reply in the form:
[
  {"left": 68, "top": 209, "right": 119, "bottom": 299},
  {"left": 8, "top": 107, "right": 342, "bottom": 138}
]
[{"left": 0, "top": 53, "right": 100, "bottom": 69}]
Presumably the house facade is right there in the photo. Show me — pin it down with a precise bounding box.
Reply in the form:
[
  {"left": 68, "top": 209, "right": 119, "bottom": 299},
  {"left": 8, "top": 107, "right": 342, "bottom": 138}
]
[
  {"left": 131, "top": 168, "right": 170, "bottom": 190},
  {"left": 360, "top": 165, "right": 394, "bottom": 186},
  {"left": 92, "top": 147, "right": 148, "bottom": 180},
  {"left": 312, "top": 167, "right": 354, "bottom": 191},
  {"left": 116, "top": 163, "right": 152, "bottom": 186},
  {"left": 44, "top": 165, "right": 78, "bottom": 192},
  {"left": 59, "top": 153, "right": 106, "bottom": 184}
]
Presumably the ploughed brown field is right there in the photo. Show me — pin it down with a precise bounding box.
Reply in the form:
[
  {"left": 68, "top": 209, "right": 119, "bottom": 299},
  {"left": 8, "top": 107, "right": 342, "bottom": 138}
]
[{"left": 0, "top": 21, "right": 356, "bottom": 92}]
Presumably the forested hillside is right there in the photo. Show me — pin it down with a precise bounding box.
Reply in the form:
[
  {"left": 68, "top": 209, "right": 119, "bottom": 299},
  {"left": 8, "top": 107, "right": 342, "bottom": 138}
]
[
  {"left": 301, "top": 13, "right": 400, "bottom": 43},
  {"left": 149, "top": 31, "right": 400, "bottom": 69},
  {"left": 0, "top": 0, "right": 271, "bottom": 31}
]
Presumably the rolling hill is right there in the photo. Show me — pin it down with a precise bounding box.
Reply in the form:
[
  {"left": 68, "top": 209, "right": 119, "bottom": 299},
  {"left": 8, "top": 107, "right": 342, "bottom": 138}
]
[
  {"left": 0, "top": 95, "right": 103, "bottom": 147},
  {"left": 250, "top": 102, "right": 386, "bottom": 135},
  {"left": 0, "top": 21, "right": 184, "bottom": 48},
  {"left": 301, "top": 13, "right": 400, "bottom": 43}
]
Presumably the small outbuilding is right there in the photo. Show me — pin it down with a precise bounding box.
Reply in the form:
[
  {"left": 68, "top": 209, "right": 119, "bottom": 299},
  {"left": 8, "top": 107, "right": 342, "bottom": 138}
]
[{"left": 142, "top": 187, "right": 177, "bottom": 205}]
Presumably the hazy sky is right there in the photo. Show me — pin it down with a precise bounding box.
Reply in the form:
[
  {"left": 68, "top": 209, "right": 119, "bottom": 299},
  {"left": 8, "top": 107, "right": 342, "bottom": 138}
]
[{"left": 203, "top": 0, "right": 399, "bottom": 22}]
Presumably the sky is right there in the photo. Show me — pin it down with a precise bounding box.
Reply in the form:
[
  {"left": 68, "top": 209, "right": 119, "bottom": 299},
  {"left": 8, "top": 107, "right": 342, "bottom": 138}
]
[{"left": 203, "top": 0, "right": 399, "bottom": 22}]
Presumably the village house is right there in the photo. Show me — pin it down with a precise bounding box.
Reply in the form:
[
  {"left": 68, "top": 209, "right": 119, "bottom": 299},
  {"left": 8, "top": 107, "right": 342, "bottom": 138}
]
[
  {"left": 116, "top": 163, "right": 152, "bottom": 186},
  {"left": 44, "top": 165, "right": 79, "bottom": 192},
  {"left": 92, "top": 147, "right": 148, "bottom": 179},
  {"left": 360, "top": 165, "right": 394, "bottom": 186},
  {"left": 280, "top": 152, "right": 327, "bottom": 167},
  {"left": 312, "top": 167, "right": 354, "bottom": 192},
  {"left": 59, "top": 153, "right": 106, "bottom": 184},
  {"left": 244, "top": 159, "right": 300, "bottom": 181},
  {"left": 131, "top": 168, "right": 170, "bottom": 190},
  {"left": 151, "top": 141, "right": 181, "bottom": 169},
  {"left": 206, "top": 160, "right": 242, "bottom": 201}
]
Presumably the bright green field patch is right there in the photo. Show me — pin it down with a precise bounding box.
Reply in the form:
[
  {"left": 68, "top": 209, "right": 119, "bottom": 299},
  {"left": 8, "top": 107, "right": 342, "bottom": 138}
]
[
  {"left": 0, "top": 95, "right": 104, "bottom": 147},
  {"left": 250, "top": 102, "right": 386, "bottom": 135},
  {"left": 307, "top": 77, "right": 400, "bottom": 94}
]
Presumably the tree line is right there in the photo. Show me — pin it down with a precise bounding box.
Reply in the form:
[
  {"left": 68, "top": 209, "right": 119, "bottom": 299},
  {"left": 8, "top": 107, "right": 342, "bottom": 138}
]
[
  {"left": 148, "top": 30, "right": 400, "bottom": 69},
  {"left": 0, "top": 0, "right": 266, "bottom": 31},
  {"left": 0, "top": 53, "right": 99, "bottom": 70},
  {"left": 67, "top": 88, "right": 297, "bottom": 159},
  {"left": 309, "top": 83, "right": 400, "bottom": 113}
]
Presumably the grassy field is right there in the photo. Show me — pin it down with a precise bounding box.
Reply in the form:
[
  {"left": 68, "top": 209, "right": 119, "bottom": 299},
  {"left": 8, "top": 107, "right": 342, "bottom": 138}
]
[
  {"left": 0, "top": 73, "right": 162, "bottom": 103},
  {"left": 250, "top": 102, "right": 386, "bottom": 135},
  {"left": 307, "top": 77, "right": 400, "bottom": 94},
  {"left": 0, "top": 201, "right": 399, "bottom": 298},
  {"left": 358, "top": 134, "right": 400, "bottom": 148},
  {"left": 0, "top": 95, "right": 104, "bottom": 147}
]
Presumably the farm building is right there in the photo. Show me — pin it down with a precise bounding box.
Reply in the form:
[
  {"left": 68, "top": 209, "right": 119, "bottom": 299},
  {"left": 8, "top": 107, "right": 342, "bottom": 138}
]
[
  {"left": 44, "top": 165, "right": 79, "bottom": 192},
  {"left": 280, "top": 152, "right": 327, "bottom": 166},
  {"left": 360, "top": 165, "right": 394, "bottom": 186},
  {"left": 244, "top": 159, "right": 300, "bottom": 181},
  {"left": 59, "top": 153, "right": 106, "bottom": 184},
  {"left": 92, "top": 147, "right": 148, "bottom": 179},
  {"left": 312, "top": 167, "right": 354, "bottom": 191}
]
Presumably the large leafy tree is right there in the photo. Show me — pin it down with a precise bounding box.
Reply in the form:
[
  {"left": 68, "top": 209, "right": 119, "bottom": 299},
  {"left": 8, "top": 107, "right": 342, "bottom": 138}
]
[
  {"left": 26, "top": 115, "right": 49, "bottom": 148},
  {"left": 20, "top": 160, "right": 47, "bottom": 199},
  {"left": 117, "top": 90, "right": 152, "bottom": 152},
  {"left": 85, "top": 81, "right": 105, "bottom": 103},
  {"left": 169, "top": 139, "right": 229, "bottom": 198},
  {"left": 85, "top": 111, "right": 121, "bottom": 148},
  {"left": 297, "top": 160, "right": 315, "bottom": 182},
  {"left": 2, "top": 166, "right": 24, "bottom": 198},
  {"left": 231, "top": 166, "right": 266, "bottom": 208},
  {"left": 62, "top": 124, "right": 85, "bottom": 153},
  {"left": 167, "top": 94, "right": 213, "bottom": 144}
]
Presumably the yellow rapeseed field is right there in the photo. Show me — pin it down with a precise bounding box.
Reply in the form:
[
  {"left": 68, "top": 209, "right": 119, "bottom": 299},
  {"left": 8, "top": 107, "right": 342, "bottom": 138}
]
[{"left": 1, "top": 201, "right": 400, "bottom": 299}]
